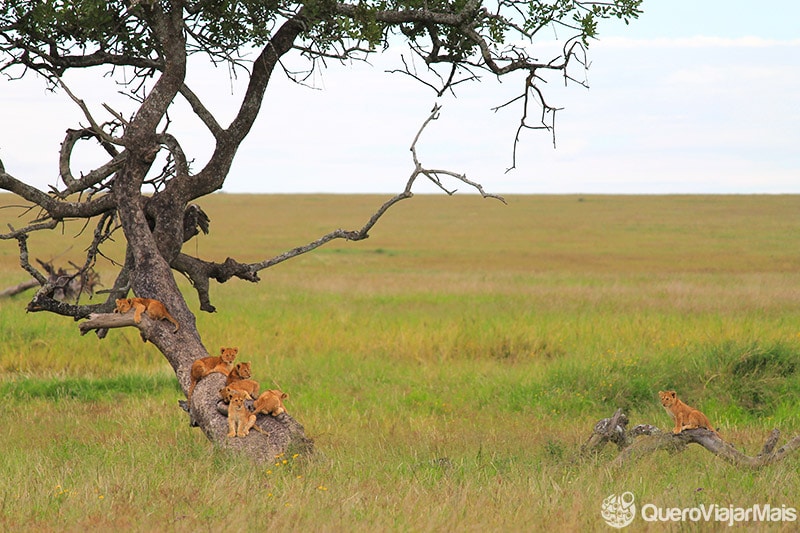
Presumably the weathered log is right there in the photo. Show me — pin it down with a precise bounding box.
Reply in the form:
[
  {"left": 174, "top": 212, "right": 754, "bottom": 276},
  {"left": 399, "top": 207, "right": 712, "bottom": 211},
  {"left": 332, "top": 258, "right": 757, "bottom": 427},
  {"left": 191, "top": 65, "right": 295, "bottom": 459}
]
[
  {"left": 0, "top": 278, "right": 39, "bottom": 297},
  {"left": 582, "top": 408, "right": 660, "bottom": 454},
  {"left": 79, "top": 312, "right": 140, "bottom": 333},
  {"left": 586, "top": 409, "right": 800, "bottom": 469},
  {"left": 79, "top": 311, "right": 143, "bottom": 341}
]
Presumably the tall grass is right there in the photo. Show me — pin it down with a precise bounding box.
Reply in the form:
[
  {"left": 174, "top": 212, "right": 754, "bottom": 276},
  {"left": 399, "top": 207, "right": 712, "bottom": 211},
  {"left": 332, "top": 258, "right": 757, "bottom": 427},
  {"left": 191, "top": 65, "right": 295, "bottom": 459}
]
[{"left": 0, "top": 194, "right": 799, "bottom": 530}]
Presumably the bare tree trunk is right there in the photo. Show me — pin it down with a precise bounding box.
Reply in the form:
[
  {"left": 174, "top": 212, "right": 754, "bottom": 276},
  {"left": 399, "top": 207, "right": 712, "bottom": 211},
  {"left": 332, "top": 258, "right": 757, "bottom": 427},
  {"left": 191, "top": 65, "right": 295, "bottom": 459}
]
[{"left": 80, "top": 313, "right": 313, "bottom": 461}]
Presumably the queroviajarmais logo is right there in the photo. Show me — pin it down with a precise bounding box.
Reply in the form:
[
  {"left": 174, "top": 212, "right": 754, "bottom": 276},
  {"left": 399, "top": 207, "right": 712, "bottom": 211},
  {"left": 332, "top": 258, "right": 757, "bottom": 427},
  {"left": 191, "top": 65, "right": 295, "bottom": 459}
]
[{"left": 602, "top": 492, "right": 636, "bottom": 529}]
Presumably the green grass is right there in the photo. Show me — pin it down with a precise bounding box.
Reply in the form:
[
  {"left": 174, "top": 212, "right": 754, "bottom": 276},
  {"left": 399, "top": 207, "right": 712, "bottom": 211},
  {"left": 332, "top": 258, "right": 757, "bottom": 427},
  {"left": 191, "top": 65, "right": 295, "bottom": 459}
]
[
  {"left": 0, "top": 373, "right": 180, "bottom": 401},
  {"left": 1, "top": 194, "right": 800, "bottom": 530}
]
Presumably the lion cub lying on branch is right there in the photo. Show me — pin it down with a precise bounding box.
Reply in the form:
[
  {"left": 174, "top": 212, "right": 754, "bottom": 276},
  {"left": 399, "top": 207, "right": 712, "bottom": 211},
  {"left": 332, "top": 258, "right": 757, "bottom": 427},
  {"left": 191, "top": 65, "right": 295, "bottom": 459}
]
[
  {"left": 188, "top": 347, "right": 238, "bottom": 401},
  {"left": 659, "top": 390, "right": 719, "bottom": 436},
  {"left": 114, "top": 297, "right": 180, "bottom": 333}
]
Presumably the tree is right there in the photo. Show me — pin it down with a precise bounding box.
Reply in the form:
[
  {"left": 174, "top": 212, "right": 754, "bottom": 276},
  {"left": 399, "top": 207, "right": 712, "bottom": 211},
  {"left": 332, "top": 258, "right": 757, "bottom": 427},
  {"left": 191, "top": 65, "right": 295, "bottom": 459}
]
[{"left": 0, "top": 0, "right": 641, "bottom": 461}]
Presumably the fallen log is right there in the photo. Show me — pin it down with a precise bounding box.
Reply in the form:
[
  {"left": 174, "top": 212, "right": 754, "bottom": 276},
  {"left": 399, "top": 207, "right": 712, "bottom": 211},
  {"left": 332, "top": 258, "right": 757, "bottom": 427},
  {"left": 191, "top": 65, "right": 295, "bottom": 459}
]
[
  {"left": 0, "top": 278, "right": 38, "bottom": 298},
  {"left": 584, "top": 408, "right": 800, "bottom": 469}
]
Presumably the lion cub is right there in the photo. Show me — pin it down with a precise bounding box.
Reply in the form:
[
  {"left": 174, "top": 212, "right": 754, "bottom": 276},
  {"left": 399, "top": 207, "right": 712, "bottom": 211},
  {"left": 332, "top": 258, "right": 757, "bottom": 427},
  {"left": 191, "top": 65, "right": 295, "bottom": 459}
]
[
  {"left": 227, "top": 390, "right": 257, "bottom": 437},
  {"left": 219, "top": 385, "right": 252, "bottom": 403},
  {"left": 188, "top": 347, "right": 238, "bottom": 400},
  {"left": 659, "top": 390, "right": 719, "bottom": 436},
  {"left": 253, "top": 389, "right": 289, "bottom": 417},
  {"left": 220, "top": 387, "right": 269, "bottom": 437},
  {"left": 225, "top": 362, "right": 259, "bottom": 399},
  {"left": 115, "top": 297, "right": 180, "bottom": 333}
]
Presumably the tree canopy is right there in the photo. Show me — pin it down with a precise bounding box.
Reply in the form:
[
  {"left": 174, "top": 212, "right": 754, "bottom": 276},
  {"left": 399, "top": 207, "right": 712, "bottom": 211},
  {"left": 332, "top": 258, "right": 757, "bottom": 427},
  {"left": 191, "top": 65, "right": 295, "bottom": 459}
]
[{"left": 0, "top": 0, "right": 641, "bottom": 458}]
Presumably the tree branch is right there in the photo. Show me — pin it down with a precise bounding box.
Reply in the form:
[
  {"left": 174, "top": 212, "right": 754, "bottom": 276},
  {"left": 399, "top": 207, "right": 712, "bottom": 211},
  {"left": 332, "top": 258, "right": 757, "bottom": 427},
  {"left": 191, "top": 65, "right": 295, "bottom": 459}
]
[
  {"left": 250, "top": 104, "right": 505, "bottom": 273},
  {"left": 55, "top": 76, "right": 124, "bottom": 146},
  {"left": 166, "top": 105, "right": 504, "bottom": 313},
  {"left": 56, "top": 129, "right": 126, "bottom": 199},
  {"left": 178, "top": 83, "right": 224, "bottom": 138},
  {"left": 171, "top": 254, "right": 259, "bottom": 313},
  {"left": 181, "top": 9, "right": 309, "bottom": 200}
]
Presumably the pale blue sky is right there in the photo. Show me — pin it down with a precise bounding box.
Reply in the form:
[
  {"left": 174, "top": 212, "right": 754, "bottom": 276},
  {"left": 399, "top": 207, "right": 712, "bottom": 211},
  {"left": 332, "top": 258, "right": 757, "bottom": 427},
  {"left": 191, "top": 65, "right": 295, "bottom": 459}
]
[
  {"left": 605, "top": 0, "right": 799, "bottom": 40},
  {"left": 1, "top": 1, "right": 798, "bottom": 194}
]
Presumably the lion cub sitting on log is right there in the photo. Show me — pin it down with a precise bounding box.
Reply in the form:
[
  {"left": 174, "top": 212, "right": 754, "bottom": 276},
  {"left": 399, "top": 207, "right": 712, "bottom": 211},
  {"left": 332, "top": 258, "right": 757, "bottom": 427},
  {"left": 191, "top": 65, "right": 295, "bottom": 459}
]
[
  {"left": 188, "top": 347, "right": 238, "bottom": 401},
  {"left": 225, "top": 362, "right": 260, "bottom": 399},
  {"left": 222, "top": 387, "right": 288, "bottom": 417},
  {"left": 659, "top": 390, "right": 719, "bottom": 436},
  {"left": 220, "top": 387, "right": 269, "bottom": 437},
  {"left": 115, "top": 297, "right": 180, "bottom": 333},
  {"left": 226, "top": 389, "right": 258, "bottom": 438}
]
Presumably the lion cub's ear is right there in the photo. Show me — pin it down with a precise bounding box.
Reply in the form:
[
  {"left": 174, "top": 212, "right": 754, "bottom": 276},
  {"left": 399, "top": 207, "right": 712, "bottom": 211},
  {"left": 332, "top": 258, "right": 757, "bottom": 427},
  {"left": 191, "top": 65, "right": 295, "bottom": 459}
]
[{"left": 281, "top": 392, "right": 289, "bottom": 400}]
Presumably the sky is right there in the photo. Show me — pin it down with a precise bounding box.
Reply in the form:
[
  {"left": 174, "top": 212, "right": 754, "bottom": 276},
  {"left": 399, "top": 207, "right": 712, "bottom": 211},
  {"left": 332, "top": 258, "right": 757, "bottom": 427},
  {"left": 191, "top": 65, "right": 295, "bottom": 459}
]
[{"left": 0, "top": 0, "right": 798, "bottom": 195}]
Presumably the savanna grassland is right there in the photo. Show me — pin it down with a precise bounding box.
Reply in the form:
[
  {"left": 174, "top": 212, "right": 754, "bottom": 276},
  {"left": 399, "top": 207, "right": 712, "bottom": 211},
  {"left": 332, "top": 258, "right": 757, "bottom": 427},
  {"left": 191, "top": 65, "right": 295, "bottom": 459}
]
[{"left": 1, "top": 193, "right": 799, "bottom": 531}]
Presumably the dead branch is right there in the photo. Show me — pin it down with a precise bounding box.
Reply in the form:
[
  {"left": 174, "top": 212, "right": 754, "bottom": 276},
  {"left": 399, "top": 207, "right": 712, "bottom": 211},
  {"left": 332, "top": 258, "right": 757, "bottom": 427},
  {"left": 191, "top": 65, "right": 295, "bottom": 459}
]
[
  {"left": 55, "top": 75, "right": 123, "bottom": 146},
  {"left": 56, "top": 128, "right": 124, "bottom": 198},
  {"left": 78, "top": 312, "right": 140, "bottom": 335},
  {"left": 0, "top": 278, "right": 39, "bottom": 298},
  {"left": 35, "top": 258, "right": 102, "bottom": 302},
  {"left": 583, "top": 408, "right": 654, "bottom": 452},
  {"left": 171, "top": 254, "right": 258, "bottom": 313},
  {"left": 249, "top": 104, "right": 505, "bottom": 274},
  {"left": 585, "top": 409, "right": 800, "bottom": 469}
]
